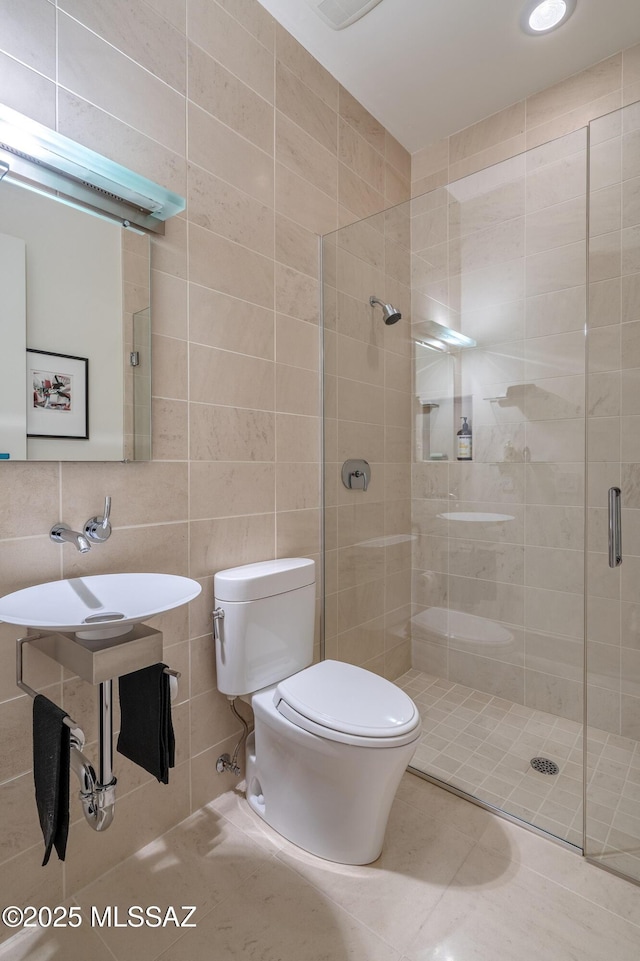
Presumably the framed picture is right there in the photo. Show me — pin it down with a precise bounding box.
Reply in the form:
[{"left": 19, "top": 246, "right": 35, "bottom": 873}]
[{"left": 26, "top": 349, "right": 89, "bottom": 439}]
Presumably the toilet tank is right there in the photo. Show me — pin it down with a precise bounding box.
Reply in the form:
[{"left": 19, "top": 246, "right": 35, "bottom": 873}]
[{"left": 214, "top": 558, "right": 316, "bottom": 696}]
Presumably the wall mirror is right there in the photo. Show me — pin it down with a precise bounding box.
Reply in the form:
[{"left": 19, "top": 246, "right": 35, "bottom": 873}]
[{"left": 0, "top": 104, "right": 184, "bottom": 462}]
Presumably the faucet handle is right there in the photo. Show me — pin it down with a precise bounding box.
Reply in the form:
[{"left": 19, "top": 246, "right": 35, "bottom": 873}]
[{"left": 84, "top": 496, "right": 112, "bottom": 543}]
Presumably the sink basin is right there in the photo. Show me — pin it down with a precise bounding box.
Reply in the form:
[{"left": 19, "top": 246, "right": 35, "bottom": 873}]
[{"left": 0, "top": 573, "right": 202, "bottom": 640}]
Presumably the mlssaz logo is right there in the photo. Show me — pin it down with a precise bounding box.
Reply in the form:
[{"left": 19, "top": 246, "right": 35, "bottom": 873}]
[{"left": 91, "top": 906, "right": 197, "bottom": 928}]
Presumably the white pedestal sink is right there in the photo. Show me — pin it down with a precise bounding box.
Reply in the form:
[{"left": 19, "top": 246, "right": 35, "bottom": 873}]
[{"left": 0, "top": 573, "right": 202, "bottom": 640}]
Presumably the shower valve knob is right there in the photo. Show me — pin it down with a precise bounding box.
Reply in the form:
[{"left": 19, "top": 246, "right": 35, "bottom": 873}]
[{"left": 341, "top": 459, "right": 371, "bottom": 492}]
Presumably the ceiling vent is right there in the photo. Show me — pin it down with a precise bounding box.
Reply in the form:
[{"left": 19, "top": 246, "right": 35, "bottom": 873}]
[{"left": 305, "top": 0, "right": 384, "bottom": 30}]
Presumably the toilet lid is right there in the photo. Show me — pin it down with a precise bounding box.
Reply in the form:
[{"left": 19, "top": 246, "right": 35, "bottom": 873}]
[{"left": 275, "top": 660, "right": 420, "bottom": 741}]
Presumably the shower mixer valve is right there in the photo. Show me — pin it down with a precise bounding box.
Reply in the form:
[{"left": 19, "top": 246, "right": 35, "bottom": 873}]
[{"left": 341, "top": 460, "right": 371, "bottom": 492}]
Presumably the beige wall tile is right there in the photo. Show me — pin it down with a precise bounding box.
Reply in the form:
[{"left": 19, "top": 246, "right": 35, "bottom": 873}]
[
  {"left": 527, "top": 91, "right": 622, "bottom": 152},
  {"left": 190, "top": 405, "right": 275, "bottom": 462},
  {"left": 217, "top": 0, "right": 274, "bottom": 52},
  {"left": 189, "top": 343, "right": 274, "bottom": 411},
  {"left": 275, "top": 163, "right": 338, "bottom": 235},
  {"left": 276, "top": 508, "right": 320, "bottom": 556},
  {"left": 385, "top": 163, "right": 411, "bottom": 206},
  {"left": 276, "top": 62, "right": 337, "bottom": 155},
  {"left": 0, "top": 50, "right": 55, "bottom": 124},
  {"left": 385, "top": 131, "right": 411, "bottom": 180},
  {"left": 59, "top": 14, "right": 185, "bottom": 155},
  {"left": 276, "top": 364, "right": 319, "bottom": 416},
  {"left": 189, "top": 285, "right": 274, "bottom": 360},
  {"left": 191, "top": 514, "right": 275, "bottom": 579},
  {"left": 339, "top": 118, "right": 385, "bottom": 193},
  {"left": 0, "top": 537, "right": 61, "bottom": 595},
  {"left": 276, "top": 413, "right": 320, "bottom": 463},
  {"left": 276, "top": 214, "right": 321, "bottom": 278},
  {"left": 526, "top": 55, "right": 622, "bottom": 129},
  {"left": 275, "top": 314, "right": 320, "bottom": 370},
  {"left": 188, "top": 224, "right": 274, "bottom": 308},
  {"left": 276, "top": 111, "right": 338, "bottom": 200},
  {"left": 188, "top": 102, "right": 273, "bottom": 206},
  {"left": 60, "top": 0, "right": 186, "bottom": 93},
  {"left": 339, "top": 86, "right": 385, "bottom": 154},
  {"left": 624, "top": 42, "right": 640, "bottom": 86},
  {"left": 275, "top": 263, "right": 320, "bottom": 323},
  {"left": 60, "top": 522, "right": 188, "bottom": 578},
  {"left": 338, "top": 163, "right": 385, "bottom": 221},
  {"left": 275, "top": 24, "right": 337, "bottom": 109},
  {"left": 152, "top": 398, "right": 189, "bottom": 460},
  {"left": 61, "top": 462, "right": 188, "bottom": 526},
  {"left": 188, "top": 41, "right": 273, "bottom": 155},
  {"left": 0, "top": 464, "right": 60, "bottom": 538},
  {"left": 413, "top": 138, "right": 448, "bottom": 183},
  {"left": 0, "top": 0, "right": 55, "bottom": 77},
  {"left": 152, "top": 333, "right": 188, "bottom": 400},
  {"left": 276, "top": 462, "right": 321, "bottom": 512},
  {"left": 188, "top": 162, "right": 274, "bottom": 257},
  {"left": 525, "top": 587, "right": 584, "bottom": 639},
  {"left": 187, "top": 0, "right": 273, "bottom": 102},
  {"left": 151, "top": 271, "right": 188, "bottom": 340},
  {"left": 449, "top": 135, "right": 526, "bottom": 184},
  {"left": 450, "top": 102, "right": 525, "bottom": 165},
  {"left": 145, "top": 0, "right": 185, "bottom": 30}
]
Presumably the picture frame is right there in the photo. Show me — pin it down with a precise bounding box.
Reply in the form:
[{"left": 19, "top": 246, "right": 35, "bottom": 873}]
[{"left": 26, "top": 348, "right": 89, "bottom": 440}]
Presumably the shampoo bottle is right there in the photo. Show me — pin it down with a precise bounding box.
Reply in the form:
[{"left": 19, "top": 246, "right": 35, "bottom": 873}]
[{"left": 457, "top": 416, "right": 472, "bottom": 461}]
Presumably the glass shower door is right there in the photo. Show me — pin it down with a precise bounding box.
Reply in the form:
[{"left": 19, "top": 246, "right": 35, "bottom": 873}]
[
  {"left": 323, "top": 126, "right": 590, "bottom": 854},
  {"left": 585, "top": 102, "right": 640, "bottom": 881},
  {"left": 409, "top": 131, "right": 587, "bottom": 847}
]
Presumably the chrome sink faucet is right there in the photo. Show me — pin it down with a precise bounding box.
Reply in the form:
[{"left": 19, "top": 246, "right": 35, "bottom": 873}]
[{"left": 50, "top": 496, "right": 112, "bottom": 553}]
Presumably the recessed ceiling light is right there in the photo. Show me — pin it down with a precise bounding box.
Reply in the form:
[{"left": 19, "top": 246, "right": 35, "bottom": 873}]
[{"left": 521, "top": 0, "right": 576, "bottom": 35}]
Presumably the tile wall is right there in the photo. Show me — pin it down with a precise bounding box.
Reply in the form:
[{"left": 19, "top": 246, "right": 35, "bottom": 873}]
[{"left": 0, "top": 0, "right": 409, "bottom": 922}]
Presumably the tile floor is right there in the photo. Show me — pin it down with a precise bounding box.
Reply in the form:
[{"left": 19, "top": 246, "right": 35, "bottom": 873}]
[
  {"left": 398, "top": 668, "right": 640, "bottom": 880},
  {"left": 1, "top": 771, "right": 640, "bottom": 960}
]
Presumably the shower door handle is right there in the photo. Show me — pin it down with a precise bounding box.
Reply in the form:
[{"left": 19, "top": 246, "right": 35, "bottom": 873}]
[{"left": 608, "top": 486, "right": 622, "bottom": 568}]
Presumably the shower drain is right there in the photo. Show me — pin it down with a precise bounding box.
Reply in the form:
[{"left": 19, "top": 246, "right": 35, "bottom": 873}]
[{"left": 530, "top": 757, "right": 559, "bottom": 775}]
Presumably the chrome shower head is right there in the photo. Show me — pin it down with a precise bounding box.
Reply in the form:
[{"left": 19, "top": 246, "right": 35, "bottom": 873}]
[{"left": 369, "top": 295, "right": 401, "bottom": 325}]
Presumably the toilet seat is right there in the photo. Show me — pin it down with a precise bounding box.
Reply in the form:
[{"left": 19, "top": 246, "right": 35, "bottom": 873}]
[{"left": 274, "top": 660, "right": 421, "bottom": 748}]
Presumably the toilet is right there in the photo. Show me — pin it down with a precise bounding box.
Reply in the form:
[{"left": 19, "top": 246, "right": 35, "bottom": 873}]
[{"left": 213, "top": 557, "right": 421, "bottom": 864}]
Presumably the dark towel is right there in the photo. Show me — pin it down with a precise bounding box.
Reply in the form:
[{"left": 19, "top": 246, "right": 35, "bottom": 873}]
[
  {"left": 117, "top": 663, "right": 174, "bottom": 784},
  {"left": 33, "top": 695, "right": 71, "bottom": 866}
]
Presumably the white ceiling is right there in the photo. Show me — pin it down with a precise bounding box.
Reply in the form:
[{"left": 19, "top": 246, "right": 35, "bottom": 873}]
[{"left": 257, "top": 0, "right": 640, "bottom": 152}]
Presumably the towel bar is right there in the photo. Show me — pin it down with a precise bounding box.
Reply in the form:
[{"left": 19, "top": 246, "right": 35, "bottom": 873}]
[
  {"left": 16, "top": 636, "right": 78, "bottom": 729},
  {"left": 17, "top": 635, "right": 180, "bottom": 836}
]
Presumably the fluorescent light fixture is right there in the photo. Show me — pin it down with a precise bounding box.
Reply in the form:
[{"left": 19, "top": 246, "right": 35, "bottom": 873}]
[
  {"left": 415, "top": 319, "right": 477, "bottom": 350},
  {"left": 521, "top": 0, "right": 576, "bottom": 34},
  {"left": 0, "top": 103, "right": 185, "bottom": 233}
]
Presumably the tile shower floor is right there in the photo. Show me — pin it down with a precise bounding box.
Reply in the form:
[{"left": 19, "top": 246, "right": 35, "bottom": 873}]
[
  {"left": 397, "top": 668, "right": 640, "bottom": 876},
  {"left": 3, "top": 772, "right": 640, "bottom": 960}
]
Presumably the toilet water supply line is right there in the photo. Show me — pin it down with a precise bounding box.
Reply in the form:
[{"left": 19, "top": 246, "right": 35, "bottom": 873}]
[
  {"left": 216, "top": 698, "right": 253, "bottom": 776},
  {"left": 211, "top": 606, "right": 253, "bottom": 776}
]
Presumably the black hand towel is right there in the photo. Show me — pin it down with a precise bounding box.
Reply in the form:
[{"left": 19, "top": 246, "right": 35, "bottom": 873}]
[
  {"left": 33, "top": 694, "right": 71, "bottom": 866},
  {"left": 117, "top": 663, "right": 175, "bottom": 784}
]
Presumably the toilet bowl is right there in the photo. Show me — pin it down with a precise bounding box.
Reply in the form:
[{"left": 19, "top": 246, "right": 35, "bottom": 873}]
[{"left": 214, "top": 558, "right": 421, "bottom": 864}]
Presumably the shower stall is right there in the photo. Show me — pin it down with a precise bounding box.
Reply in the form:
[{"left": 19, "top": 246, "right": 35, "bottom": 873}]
[{"left": 322, "top": 100, "right": 640, "bottom": 885}]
